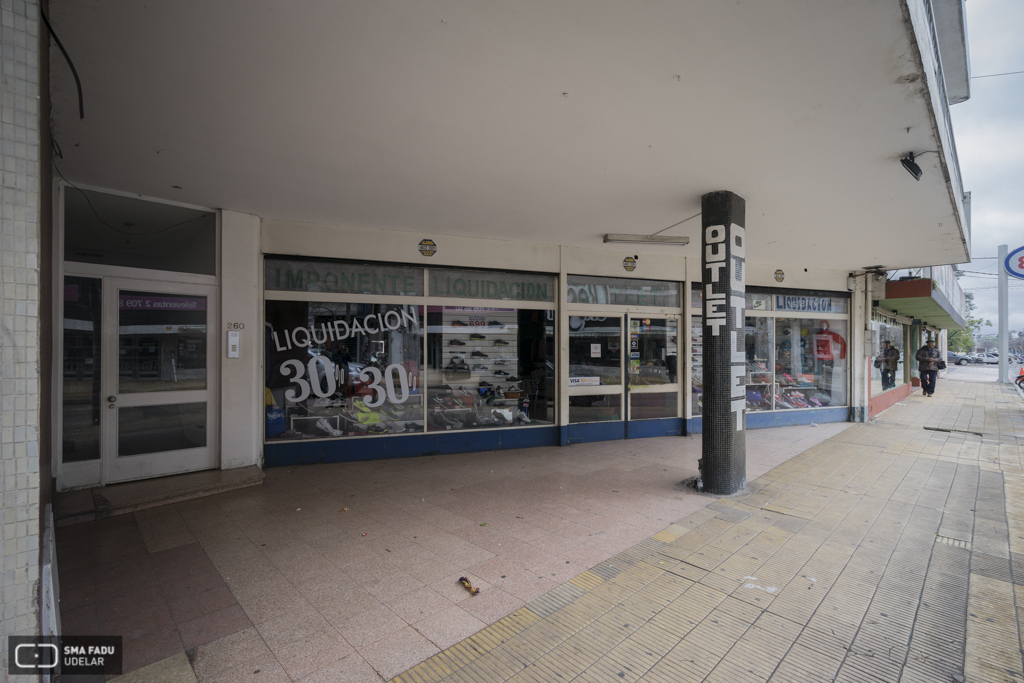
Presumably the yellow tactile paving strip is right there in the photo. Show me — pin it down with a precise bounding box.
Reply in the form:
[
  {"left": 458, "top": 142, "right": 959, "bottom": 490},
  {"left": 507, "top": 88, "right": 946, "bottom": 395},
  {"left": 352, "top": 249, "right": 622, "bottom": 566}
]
[{"left": 392, "top": 379, "right": 1024, "bottom": 683}]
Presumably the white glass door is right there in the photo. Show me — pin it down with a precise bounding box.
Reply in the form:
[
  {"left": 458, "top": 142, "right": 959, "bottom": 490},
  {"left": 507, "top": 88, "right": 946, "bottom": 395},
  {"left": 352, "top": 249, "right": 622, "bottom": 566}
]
[
  {"left": 102, "top": 278, "right": 219, "bottom": 483},
  {"left": 626, "top": 314, "right": 681, "bottom": 421}
]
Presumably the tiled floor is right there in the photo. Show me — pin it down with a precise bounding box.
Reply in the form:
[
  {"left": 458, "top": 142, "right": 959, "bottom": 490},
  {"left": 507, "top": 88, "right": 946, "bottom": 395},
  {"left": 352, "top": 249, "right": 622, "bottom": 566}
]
[
  {"left": 59, "top": 422, "right": 848, "bottom": 681},
  {"left": 392, "top": 378, "right": 1024, "bottom": 683}
]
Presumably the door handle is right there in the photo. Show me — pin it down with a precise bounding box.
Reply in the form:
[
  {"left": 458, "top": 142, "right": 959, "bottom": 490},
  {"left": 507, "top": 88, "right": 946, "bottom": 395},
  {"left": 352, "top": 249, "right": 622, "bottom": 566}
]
[{"left": 107, "top": 396, "right": 117, "bottom": 409}]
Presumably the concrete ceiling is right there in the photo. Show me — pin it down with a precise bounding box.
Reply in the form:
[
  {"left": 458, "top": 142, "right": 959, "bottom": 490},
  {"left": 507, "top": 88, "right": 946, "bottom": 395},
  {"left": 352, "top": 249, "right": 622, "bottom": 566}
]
[{"left": 49, "top": 0, "right": 970, "bottom": 272}]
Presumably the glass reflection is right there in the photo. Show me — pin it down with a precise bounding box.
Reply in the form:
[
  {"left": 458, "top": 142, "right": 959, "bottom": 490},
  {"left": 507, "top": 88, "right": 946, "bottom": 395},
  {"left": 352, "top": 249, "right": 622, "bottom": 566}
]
[
  {"left": 118, "top": 291, "right": 207, "bottom": 393},
  {"left": 62, "top": 276, "right": 102, "bottom": 462}
]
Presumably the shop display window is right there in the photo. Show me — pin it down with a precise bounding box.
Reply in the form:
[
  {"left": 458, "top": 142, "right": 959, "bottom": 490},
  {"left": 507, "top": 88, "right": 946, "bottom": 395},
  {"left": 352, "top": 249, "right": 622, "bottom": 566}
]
[
  {"left": 628, "top": 318, "right": 677, "bottom": 387},
  {"left": 569, "top": 316, "right": 621, "bottom": 385},
  {"left": 744, "top": 317, "right": 773, "bottom": 411},
  {"left": 425, "top": 307, "right": 554, "bottom": 431},
  {"left": 569, "top": 394, "right": 621, "bottom": 423},
  {"left": 264, "top": 301, "right": 424, "bottom": 440},
  {"left": 871, "top": 318, "right": 906, "bottom": 396},
  {"left": 774, "top": 318, "right": 848, "bottom": 408},
  {"left": 568, "top": 276, "right": 679, "bottom": 307}
]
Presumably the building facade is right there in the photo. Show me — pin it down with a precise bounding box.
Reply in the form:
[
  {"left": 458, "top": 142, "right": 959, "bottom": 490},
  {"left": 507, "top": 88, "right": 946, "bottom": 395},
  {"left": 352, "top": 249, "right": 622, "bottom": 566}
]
[{"left": 2, "top": 0, "right": 974, "bottom": 676}]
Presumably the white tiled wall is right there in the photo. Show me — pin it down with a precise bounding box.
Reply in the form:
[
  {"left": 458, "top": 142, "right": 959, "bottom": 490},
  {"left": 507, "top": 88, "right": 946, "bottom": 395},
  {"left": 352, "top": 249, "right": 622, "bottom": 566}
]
[{"left": 1, "top": 0, "right": 42, "bottom": 678}]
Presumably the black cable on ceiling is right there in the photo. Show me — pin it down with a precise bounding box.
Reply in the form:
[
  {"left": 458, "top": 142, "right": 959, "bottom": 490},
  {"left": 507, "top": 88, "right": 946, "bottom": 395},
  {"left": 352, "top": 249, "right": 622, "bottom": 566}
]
[{"left": 40, "top": 7, "right": 84, "bottom": 119}]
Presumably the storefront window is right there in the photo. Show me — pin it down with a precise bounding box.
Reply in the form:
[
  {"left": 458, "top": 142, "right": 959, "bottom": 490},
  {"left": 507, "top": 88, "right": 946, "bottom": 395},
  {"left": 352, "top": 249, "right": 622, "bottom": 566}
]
[
  {"left": 774, "top": 318, "right": 848, "bottom": 408},
  {"left": 744, "top": 317, "right": 773, "bottom": 411},
  {"left": 265, "top": 301, "right": 424, "bottom": 439},
  {"left": 871, "top": 318, "right": 906, "bottom": 397},
  {"left": 569, "top": 316, "right": 622, "bottom": 385},
  {"left": 568, "top": 276, "right": 680, "bottom": 307},
  {"left": 425, "top": 307, "right": 554, "bottom": 430}
]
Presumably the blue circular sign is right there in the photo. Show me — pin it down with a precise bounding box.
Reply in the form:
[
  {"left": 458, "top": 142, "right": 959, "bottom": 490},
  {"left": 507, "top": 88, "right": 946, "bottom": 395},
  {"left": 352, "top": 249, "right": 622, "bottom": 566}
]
[{"left": 1006, "top": 246, "right": 1024, "bottom": 280}]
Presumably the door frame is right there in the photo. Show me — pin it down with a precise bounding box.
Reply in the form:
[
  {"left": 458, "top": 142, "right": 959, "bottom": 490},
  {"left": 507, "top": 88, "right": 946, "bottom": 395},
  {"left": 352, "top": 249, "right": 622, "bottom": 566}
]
[
  {"left": 53, "top": 181, "right": 221, "bottom": 490},
  {"left": 565, "top": 308, "right": 683, "bottom": 430},
  {"left": 102, "top": 278, "right": 220, "bottom": 484}
]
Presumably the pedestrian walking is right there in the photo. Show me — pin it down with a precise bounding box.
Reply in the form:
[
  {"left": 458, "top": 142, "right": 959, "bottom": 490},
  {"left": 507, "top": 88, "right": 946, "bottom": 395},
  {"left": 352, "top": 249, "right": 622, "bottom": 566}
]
[{"left": 915, "top": 339, "right": 942, "bottom": 397}]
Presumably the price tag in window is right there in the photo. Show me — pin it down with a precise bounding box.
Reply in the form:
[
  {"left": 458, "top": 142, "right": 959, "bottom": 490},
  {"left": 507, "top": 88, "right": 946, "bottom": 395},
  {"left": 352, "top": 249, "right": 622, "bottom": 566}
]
[{"left": 590, "top": 344, "right": 601, "bottom": 358}]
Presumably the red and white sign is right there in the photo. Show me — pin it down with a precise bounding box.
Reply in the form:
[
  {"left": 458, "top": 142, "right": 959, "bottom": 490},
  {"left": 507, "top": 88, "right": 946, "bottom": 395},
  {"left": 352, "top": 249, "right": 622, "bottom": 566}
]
[{"left": 1006, "top": 246, "right": 1024, "bottom": 281}]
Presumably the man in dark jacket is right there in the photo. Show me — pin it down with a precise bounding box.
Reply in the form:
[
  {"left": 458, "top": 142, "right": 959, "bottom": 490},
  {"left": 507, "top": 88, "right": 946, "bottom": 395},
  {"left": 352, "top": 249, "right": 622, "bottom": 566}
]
[{"left": 915, "top": 339, "right": 941, "bottom": 397}]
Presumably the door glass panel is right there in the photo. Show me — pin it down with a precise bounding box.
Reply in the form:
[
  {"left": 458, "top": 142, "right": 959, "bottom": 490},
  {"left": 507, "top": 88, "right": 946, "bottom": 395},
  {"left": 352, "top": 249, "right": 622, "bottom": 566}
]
[
  {"left": 118, "top": 402, "right": 207, "bottom": 456},
  {"left": 62, "top": 276, "right": 102, "bottom": 462},
  {"left": 628, "top": 318, "right": 677, "bottom": 386},
  {"left": 630, "top": 392, "right": 678, "bottom": 420},
  {"left": 119, "top": 291, "right": 207, "bottom": 393},
  {"left": 64, "top": 187, "right": 216, "bottom": 275},
  {"left": 569, "top": 394, "right": 621, "bottom": 423},
  {"left": 569, "top": 316, "right": 621, "bottom": 385}
]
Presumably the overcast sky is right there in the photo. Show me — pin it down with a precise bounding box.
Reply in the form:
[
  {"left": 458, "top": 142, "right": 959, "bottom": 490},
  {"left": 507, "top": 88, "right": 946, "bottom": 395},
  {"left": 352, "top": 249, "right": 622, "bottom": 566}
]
[{"left": 950, "top": 0, "right": 1024, "bottom": 335}]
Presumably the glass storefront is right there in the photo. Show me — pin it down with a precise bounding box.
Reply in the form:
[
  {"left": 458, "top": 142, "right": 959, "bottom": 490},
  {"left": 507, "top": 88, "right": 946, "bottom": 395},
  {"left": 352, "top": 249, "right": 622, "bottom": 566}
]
[
  {"left": 871, "top": 315, "right": 906, "bottom": 396},
  {"left": 265, "top": 301, "right": 425, "bottom": 438},
  {"left": 690, "top": 284, "right": 850, "bottom": 416},
  {"left": 264, "top": 258, "right": 556, "bottom": 441},
  {"left": 426, "top": 307, "right": 554, "bottom": 430}
]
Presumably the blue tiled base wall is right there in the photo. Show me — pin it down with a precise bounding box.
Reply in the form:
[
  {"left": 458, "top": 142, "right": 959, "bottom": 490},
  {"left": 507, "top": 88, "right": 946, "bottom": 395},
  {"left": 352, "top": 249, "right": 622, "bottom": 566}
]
[
  {"left": 685, "top": 406, "right": 849, "bottom": 435},
  {"left": 265, "top": 426, "right": 561, "bottom": 467}
]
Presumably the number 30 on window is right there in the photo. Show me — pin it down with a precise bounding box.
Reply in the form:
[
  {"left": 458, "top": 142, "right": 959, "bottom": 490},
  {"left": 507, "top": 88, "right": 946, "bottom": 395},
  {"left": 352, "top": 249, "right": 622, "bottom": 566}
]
[{"left": 279, "top": 358, "right": 410, "bottom": 408}]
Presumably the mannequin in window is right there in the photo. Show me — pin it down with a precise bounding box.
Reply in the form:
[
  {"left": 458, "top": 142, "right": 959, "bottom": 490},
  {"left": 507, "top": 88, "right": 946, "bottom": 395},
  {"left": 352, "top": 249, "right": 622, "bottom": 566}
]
[
  {"left": 812, "top": 320, "right": 846, "bottom": 399},
  {"left": 812, "top": 321, "right": 847, "bottom": 361}
]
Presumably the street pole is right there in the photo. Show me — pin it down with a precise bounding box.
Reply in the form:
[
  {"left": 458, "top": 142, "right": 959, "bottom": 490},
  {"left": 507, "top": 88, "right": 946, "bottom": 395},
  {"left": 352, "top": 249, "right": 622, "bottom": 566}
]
[{"left": 998, "top": 244, "right": 1009, "bottom": 383}]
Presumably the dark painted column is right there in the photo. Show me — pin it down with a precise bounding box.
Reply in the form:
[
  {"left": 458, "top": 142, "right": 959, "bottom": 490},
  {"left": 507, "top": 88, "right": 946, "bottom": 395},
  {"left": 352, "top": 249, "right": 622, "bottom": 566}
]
[{"left": 701, "top": 191, "right": 746, "bottom": 494}]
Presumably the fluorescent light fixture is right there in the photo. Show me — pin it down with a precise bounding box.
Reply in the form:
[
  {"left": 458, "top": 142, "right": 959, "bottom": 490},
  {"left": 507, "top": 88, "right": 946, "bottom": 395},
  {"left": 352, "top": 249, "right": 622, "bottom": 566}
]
[{"left": 604, "top": 234, "right": 690, "bottom": 245}]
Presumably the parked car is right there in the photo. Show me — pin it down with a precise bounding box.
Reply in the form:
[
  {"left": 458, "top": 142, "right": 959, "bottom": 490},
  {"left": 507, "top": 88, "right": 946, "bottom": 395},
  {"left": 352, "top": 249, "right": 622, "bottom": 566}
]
[
  {"left": 946, "top": 351, "right": 971, "bottom": 366},
  {"left": 978, "top": 354, "right": 999, "bottom": 365}
]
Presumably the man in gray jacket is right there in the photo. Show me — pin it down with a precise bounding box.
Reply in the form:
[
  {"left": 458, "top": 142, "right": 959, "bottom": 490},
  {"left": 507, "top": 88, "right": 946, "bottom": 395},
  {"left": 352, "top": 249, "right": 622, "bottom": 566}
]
[{"left": 915, "top": 339, "right": 941, "bottom": 397}]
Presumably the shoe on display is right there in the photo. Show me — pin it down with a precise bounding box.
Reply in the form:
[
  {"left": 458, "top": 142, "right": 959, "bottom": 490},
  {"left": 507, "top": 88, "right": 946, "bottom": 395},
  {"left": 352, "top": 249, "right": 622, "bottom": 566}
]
[
  {"left": 505, "top": 376, "right": 521, "bottom": 382},
  {"left": 469, "top": 333, "right": 486, "bottom": 340},
  {"left": 479, "top": 380, "right": 493, "bottom": 387},
  {"left": 494, "top": 370, "right": 509, "bottom": 376},
  {"left": 493, "top": 359, "right": 508, "bottom": 365},
  {"left": 487, "top": 320, "right": 503, "bottom": 327},
  {"left": 471, "top": 350, "right": 489, "bottom": 357},
  {"left": 493, "top": 340, "right": 510, "bottom": 346},
  {"left": 315, "top": 418, "right": 341, "bottom": 437},
  {"left": 451, "top": 320, "right": 469, "bottom": 326},
  {"left": 449, "top": 339, "right": 466, "bottom": 346},
  {"left": 471, "top": 364, "right": 488, "bottom": 371},
  {"left": 495, "top": 387, "right": 505, "bottom": 399},
  {"left": 515, "top": 409, "right": 531, "bottom": 424}
]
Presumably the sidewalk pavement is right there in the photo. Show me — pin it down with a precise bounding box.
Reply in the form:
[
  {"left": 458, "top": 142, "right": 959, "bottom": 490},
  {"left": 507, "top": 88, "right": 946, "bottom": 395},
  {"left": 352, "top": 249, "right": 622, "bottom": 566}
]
[
  {"left": 59, "top": 419, "right": 846, "bottom": 681},
  {"left": 390, "top": 378, "right": 1024, "bottom": 683},
  {"left": 64, "top": 377, "right": 1024, "bottom": 682}
]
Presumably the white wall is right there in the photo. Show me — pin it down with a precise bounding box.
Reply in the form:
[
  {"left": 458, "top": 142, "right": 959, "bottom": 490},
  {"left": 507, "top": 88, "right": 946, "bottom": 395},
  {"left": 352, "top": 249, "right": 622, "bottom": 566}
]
[
  {"left": 220, "top": 211, "right": 263, "bottom": 469},
  {"left": 1, "top": 0, "right": 42, "bottom": 674}
]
